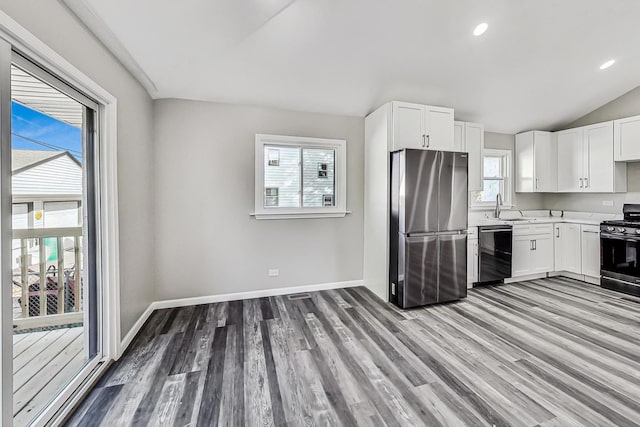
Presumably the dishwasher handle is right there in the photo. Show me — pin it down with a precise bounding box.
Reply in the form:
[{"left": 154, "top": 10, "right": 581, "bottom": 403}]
[{"left": 479, "top": 228, "right": 512, "bottom": 233}]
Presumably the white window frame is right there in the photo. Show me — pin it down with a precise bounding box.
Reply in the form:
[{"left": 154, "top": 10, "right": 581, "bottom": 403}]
[
  {"left": 471, "top": 148, "right": 513, "bottom": 209},
  {"left": 253, "top": 134, "right": 347, "bottom": 219}
]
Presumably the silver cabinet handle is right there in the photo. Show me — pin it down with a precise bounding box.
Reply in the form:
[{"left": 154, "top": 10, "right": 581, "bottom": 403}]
[
  {"left": 556, "top": 228, "right": 560, "bottom": 238},
  {"left": 422, "top": 134, "right": 426, "bottom": 147},
  {"left": 584, "top": 177, "right": 589, "bottom": 188},
  {"left": 530, "top": 240, "right": 533, "bottom": 250},
  {"left": 536, "top": 178, "right": 539, "bottom": 189},
  {"left": 533, "top": 239, "right": 536, "bottom": 250},
  {"left": 579, "top": 178, "right": 583, "bottom": 188},
  {"left": 426, "top": 134, "right": 430, "bottom": 148}
]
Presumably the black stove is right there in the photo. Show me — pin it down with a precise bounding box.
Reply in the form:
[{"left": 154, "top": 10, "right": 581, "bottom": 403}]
[{"left": 600, "top": 204, "right": 640, "bottom": 297}]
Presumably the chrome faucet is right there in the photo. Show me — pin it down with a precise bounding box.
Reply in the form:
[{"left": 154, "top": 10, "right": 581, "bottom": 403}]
[{"left": 495, "top": 193, "right": 503, "bottom": 218}]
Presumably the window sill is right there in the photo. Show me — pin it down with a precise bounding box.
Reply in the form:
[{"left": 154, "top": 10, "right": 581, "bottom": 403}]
[{"left": 250, "top": 210, "right": 351, "bottom": 220}]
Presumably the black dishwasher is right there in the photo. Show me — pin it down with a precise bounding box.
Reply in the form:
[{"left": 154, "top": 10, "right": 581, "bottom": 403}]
[{"left": 478, "top": 225, "right": 513, "bottom": 283}]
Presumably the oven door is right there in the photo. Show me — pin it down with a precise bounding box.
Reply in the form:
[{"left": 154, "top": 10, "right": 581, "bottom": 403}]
[{"left": 600, "top": 233, "right": 640, "bottom": 294}]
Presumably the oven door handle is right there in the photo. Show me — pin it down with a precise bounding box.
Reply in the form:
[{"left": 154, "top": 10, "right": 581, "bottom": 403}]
[{"left": 601, "top": 233, "right": 640, "bottom": 243}]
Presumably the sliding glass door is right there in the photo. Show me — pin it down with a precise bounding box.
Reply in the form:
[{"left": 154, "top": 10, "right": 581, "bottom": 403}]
[{"left": 1, "top": 47, "right": 102, "bottom": 425}]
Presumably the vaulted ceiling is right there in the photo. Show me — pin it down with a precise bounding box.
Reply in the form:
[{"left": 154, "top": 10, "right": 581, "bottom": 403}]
[{"left": 66, "top": 0, "right": 640, "bottom": 133}]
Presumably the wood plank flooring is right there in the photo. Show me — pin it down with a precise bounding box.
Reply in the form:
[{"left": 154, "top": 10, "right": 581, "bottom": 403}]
[
  {"left": 14, "top": 327, "right": 85, "bottom": 426},
  {"left": 67, "top": 278, "right": 640, "bottom": 426}
]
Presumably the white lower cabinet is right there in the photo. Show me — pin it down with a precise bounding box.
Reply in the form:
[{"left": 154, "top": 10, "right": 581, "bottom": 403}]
[
  {"left": 512, "top": 224, "right": 554, "bottom": 278},
  {"left": 554, "top": 223, "right": 582, "bottom": 274},
  {"left": 553, "top": 223, "right": 601, "bottom": 280},
  {"left": 581, "top": 225, "right": 601, "bottom": 278},
  {"left": 467, "top": 230, "right": 478, "bottom": 287}
]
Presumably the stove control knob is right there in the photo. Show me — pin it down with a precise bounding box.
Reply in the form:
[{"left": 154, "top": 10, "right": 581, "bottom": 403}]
[
  {"left": 607, "top": 226, "right": 615, "bottom": 231},
  {"left": 618, "top": 228, "right": 626, "bottom": 233},
  {"left": 636, "top": 229, "right": 640, "bottom": 234}
]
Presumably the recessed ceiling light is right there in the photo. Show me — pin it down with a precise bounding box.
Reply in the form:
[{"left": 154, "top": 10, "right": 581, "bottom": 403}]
[
  {"left": 600, "top": 59, "right": 615, "bottom": 70},
  {"left": 473, "top": 23, "right": 488, "bottom": 36}
]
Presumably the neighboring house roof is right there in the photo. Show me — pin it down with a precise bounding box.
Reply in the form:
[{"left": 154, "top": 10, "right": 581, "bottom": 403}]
[
  {"left": 12, "top": 150, "right": 83, "bottom": 197},
  {"left": 12, "top": 150, "right": 81, "bottom": 174}
]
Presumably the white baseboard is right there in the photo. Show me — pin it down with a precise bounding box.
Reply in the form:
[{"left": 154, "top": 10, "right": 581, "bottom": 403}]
[
  {"left": 151, "top": 279, "right": 364, "bottom": 310},
  {"left": 117, "top": 279, "right": 363, "bottom": 357},
  {"left": 504, "top": 273, "right": 547, "bottom": 283},
  {"left": 117, "top": 303, "right": 155, "bottom": 359}
]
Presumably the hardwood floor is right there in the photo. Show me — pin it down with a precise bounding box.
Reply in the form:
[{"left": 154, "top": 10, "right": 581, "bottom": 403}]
[{"left": 67, "top": 278, "right": 640, "bottom": 426}]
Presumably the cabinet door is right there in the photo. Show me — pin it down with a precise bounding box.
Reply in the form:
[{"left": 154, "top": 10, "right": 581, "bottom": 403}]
[
  {"left": 512, "top": 235, "right": 533, "bottom": 277},
  {"left": 467, "top": 239, "right": 478, "bottom": 285},
  {"left": 584, "top": 121, "right": 614, "bottom": 193},
  {"left": 554, "top": 223, "right": 581, "bottom": 274},
  {"left": 515, "top": 132, "right": 534, "bottom": 192},
  {"left": 392, "top": 102, "right": 424, "bottom": 150},
  {"left": 581, "top": 227, "right": 601, "bottom": 278},
  {"left": 531, "top": 235, "right": 554, "bottom": 274},
  {"left": 533, "top": 131, "right": 557, "bottom": 192},
  {"left": 425, "top": 106, "right": 454, "bottom": 151},
  {"left": 614, "top": 115, "right": 640, "bottom": 161},
  {"left": 556, "top": 128, "right": 584, "bottom": 192},
  {"left": 454, "top": 121, "right": 464, "bottom": 152},
  {"left": 465, "top": 122, "right": 484, "bottom": 192}
]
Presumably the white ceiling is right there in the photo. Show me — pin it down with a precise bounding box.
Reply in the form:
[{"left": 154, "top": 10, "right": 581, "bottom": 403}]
[{"left": 70, "top": 0, "right": 640, "bottom": 133}]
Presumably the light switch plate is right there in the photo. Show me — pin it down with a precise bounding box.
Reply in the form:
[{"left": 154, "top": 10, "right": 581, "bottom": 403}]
[{"left": 602, "top": 200, "right": 614, "bottom": 207}]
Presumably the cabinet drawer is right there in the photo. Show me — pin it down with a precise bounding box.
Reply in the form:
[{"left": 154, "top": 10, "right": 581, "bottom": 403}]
[{"left": 513, "top": 223, "right": 553, "bottom": 236}]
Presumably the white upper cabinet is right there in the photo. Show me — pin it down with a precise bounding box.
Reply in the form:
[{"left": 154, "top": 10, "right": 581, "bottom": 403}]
[
  {"left": 426, "top": 106, "right": 455, "bottom": 150},
  {"left": 455, "top": 121, "right": 484, "bottom": 191},
  {"left": 392, "top": 102, "right": 424, "bottom": 150},
  {"left": 391, "top": 102, "right": 454, "bottom": 151},
  {"left": 454, "top": 121, "right": 464, "bottom": 152},
  {"left": 556, "top": 127, "right": 585, "bottom": 192},
  {"left": 515, "top": 131, "right": 557, "bottom": 192},
  {"left": 614, "top": 115, "right": 640, "bottom": 161},
  {"left": 556, "top": 121, "right": 626, "bottom": 193}
]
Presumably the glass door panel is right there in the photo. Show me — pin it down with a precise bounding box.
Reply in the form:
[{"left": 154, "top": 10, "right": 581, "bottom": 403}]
[{"left": 10, "top": 60, "right": 98, "bottom": 426}]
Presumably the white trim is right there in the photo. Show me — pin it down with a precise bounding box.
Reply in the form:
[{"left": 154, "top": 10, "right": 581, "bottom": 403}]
[
  {"left": 504, "top": 273, "right": 547, "bottom": 283},
  {"left": 154, "top": 280, "right": 363, "bottom": 310},
  {"left": 118, "top": 303, "right": 155, "bottom": 358},
  {"left": 254, "top": 134, "right": 348, "bottom": 219},
  {"left": 30, "top": 357, "right": 106, "bottom": 427},
  {"left": 117, "top": 280, "right": 364, "bottom": 356},
  {"left": 250, "top": 210, "right": 351, "bottom": 220},
  {"left": 61, "top": 0, "right": 158, "bottom": 96}
]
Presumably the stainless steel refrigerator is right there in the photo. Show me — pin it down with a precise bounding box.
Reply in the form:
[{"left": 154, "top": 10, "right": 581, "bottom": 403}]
[{"left": 389, "top": 149, "right": 468, "bottom": 308}]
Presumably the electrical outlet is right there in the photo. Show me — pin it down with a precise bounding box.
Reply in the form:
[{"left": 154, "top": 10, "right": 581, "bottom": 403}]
[
  {"left": 602, "top": 200, "right": 614, "bottom": 207},
  {"left": 268, "top": 269, "right": 279, "bottom": 277}
]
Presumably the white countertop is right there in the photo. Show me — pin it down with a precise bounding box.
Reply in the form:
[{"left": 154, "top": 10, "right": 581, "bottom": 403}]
[{"left": 468, "top": 210, "right": 620, "bottom": 228}]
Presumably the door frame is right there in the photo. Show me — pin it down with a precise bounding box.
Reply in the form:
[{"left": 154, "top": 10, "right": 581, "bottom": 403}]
[{"left": 0, "top": 10, "right": 121, "bottom": 426}]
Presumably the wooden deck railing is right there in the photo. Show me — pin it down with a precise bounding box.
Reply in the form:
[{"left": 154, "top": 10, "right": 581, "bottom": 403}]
[{"left": 12, "top": 227, "right": 83, "bottom": 331}]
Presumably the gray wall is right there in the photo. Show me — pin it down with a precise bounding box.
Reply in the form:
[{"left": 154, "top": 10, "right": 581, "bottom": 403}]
[
  {"left": 544, "top": 85, "right": 640, "bottom": 213},
  {"left": 153, "top": 99, "right": 364, "bottom": 300},
  {"left": 0, "top": 1, "right": 156, "bottom": 338},
  {"left": 484, "top": 132, "right": 544, "bottom": 210}
]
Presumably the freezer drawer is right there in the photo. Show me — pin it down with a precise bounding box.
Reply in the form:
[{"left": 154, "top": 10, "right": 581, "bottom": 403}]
[
  {"left": 399, "top": 234, "right": 438, "bottom": 308},
  {"left": 392, "top": 233, "right": 467, "bottom": 308},
  {"left": 438, "top": 234, "right": 467, "bottom": 302}
]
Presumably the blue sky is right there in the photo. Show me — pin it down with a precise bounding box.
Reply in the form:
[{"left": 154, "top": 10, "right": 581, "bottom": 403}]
[{"left": 11, "top": 101, "right": 82, "bottom": 161}]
